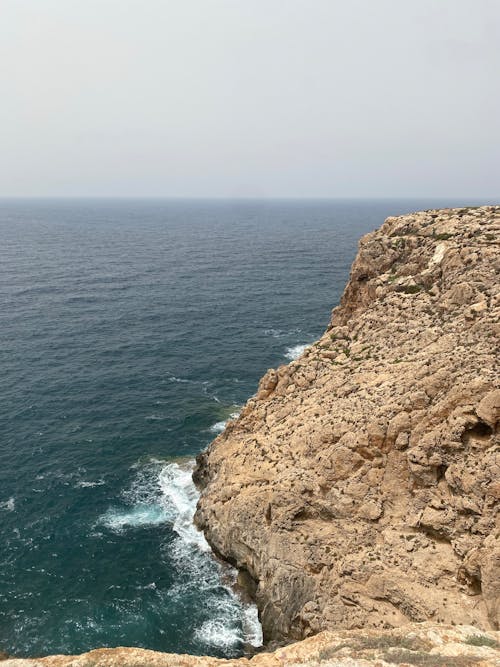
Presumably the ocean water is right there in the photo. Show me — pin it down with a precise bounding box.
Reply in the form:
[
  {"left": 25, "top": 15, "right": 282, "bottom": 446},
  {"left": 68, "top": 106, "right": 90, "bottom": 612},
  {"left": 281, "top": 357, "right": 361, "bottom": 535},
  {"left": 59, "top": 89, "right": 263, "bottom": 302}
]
[{"left": 0, "top": 198, "right": 480, "bottom": 658}]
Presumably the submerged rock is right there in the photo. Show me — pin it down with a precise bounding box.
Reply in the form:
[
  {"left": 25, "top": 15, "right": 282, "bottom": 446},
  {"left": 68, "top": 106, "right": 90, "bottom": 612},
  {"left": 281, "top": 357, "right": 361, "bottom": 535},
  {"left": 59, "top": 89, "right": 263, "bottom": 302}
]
[{"left": 194, "top": 206, "right": 500, "bottom": 642}]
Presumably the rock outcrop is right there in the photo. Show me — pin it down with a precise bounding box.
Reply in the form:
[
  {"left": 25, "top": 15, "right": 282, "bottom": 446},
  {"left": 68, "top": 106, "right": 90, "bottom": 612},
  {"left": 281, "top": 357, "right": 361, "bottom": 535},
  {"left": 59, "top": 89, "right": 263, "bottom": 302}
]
[
  {"left": 194, "top": 206, "right": 500, "bottom": 642},
  {"left": 3, "top": 623, "right": 500, "bottom": 666}
]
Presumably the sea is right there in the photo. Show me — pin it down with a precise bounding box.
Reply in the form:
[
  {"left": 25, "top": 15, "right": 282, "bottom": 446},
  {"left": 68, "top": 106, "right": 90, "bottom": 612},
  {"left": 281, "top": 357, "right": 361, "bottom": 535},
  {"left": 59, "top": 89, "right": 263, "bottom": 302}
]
[{"left": 0, "top": 198, "right": 484, "bottom": 658}]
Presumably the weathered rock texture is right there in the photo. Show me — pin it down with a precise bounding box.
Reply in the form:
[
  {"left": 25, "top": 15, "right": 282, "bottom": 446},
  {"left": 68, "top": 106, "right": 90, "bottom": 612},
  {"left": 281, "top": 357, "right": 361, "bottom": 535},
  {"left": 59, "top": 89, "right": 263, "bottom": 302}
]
[
  {"left": 3, "top": 623, "right": 500, "bottom": 666},
  {"left": 194, "top": 206, "right": 500, "bottom": 642}
]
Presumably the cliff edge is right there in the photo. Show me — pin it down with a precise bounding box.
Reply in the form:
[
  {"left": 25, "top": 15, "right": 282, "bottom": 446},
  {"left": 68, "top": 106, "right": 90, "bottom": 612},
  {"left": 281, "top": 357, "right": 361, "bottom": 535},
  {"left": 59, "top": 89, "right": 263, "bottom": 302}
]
[
  {"left": 2, "top": 623, "right": 500, "bottom": 666},
  {"left": 194, "top": 206, "right": 500, "bottom": 642}
]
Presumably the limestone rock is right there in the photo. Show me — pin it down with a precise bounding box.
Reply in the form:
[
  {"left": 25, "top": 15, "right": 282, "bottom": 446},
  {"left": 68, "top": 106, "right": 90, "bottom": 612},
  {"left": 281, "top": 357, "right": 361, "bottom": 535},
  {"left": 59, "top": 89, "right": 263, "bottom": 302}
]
[{"left": 194, "top": 206, "right": 500, "bottom": 642}]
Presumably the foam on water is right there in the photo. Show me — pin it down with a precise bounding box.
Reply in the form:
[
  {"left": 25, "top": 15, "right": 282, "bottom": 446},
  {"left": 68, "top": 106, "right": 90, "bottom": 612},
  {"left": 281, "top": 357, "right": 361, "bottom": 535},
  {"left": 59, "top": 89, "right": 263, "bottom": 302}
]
[
  {"left": 194, "top": 618, "right": 242, "bottom": 651},
  {"left": 0, "top": 497, "right": 15, "bottom": 512},
  {"left": 99, "top": 504, "right": 169, "bottom": 531},
  {"left": 209, "top": 410, "right": 241, "bottom": 434},
  {"left": 76, "top": 479, "right": 105, "bottom": 488},
  {"left": 284, "top": 343, "right": 310, "bottom": 360},
  {"left": 264, "top": 327, "right": 303, "bottom": 339},
  {"left": 158, "top": 461, "right": 210, "bottom": 552},
  {"left": 98, "top": 459, "right": 263, "bottom": 651}
]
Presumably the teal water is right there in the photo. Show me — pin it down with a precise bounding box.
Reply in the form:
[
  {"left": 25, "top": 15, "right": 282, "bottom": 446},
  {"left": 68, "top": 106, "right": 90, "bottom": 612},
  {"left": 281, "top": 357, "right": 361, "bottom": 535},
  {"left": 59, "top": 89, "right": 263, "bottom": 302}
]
[{"left": 0, "top": 198, "right": 480, "bottom": 658}]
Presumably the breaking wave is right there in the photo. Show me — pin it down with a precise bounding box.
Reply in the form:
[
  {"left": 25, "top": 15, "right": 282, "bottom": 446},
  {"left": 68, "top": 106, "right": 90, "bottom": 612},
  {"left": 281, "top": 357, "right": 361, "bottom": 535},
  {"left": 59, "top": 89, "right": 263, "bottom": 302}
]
[
  {"left": 0, "top": 497, "right": 15, "bottom": 512},
  {"left": 97, "top": 458, "right": 262, "bottom": 652},
  {"left": 284, "top": 343, "right": 310, "bottom": 360},
  {"left": 209, "top": 410, "right": 241, "bottom": 434}
]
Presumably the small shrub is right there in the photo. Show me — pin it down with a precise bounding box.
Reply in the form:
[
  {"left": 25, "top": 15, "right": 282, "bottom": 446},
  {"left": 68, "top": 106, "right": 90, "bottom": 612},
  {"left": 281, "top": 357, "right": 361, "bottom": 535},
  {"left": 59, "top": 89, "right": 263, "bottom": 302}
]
[
  {"left": 465, "top": 634, "right": 499, "bottom": 649},
  {"left": 434, "top": 232, "right": 453, "bottom": 240},
  {"left": 395, "top": 284, "right": 422, "bottom": 294},
  {"left": 357, "top": 636, "right": 429, "bottom": 652},
  {"left": 382, "top": 649, "right": 480, "bottom": 666},
  {"left": 318, "top": 643, "right": 350, "bottom": 660}
]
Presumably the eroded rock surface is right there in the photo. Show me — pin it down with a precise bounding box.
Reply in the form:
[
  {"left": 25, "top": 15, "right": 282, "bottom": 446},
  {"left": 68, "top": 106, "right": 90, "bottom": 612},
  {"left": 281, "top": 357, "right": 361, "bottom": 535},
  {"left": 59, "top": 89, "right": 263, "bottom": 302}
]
[
  {"left": 194, "top": 206, "right": 500, "bottom": 642},
  {"left": 3, "top": 623, "right": 500, "bottom": 666}
]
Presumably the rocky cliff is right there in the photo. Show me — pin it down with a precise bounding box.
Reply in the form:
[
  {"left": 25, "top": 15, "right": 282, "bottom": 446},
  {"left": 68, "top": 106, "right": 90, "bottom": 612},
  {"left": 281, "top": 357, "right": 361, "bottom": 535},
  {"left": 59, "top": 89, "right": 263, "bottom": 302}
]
[{"left": 194, "top": 206, "right": 500, "bottom": 642}]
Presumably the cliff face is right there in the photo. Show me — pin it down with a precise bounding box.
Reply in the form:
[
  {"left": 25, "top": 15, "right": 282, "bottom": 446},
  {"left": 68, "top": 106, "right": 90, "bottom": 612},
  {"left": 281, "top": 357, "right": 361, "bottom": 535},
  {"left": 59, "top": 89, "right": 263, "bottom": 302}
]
[{"left": 194, "top": 206, "right": 500, "bottom": 642}]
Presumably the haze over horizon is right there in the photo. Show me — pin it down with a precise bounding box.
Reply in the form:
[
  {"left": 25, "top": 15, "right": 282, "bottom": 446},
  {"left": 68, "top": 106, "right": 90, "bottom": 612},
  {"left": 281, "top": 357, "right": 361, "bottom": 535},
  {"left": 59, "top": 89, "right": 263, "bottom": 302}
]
[{"left": 1, "top": 0, "right": 499, "bottom": 199}]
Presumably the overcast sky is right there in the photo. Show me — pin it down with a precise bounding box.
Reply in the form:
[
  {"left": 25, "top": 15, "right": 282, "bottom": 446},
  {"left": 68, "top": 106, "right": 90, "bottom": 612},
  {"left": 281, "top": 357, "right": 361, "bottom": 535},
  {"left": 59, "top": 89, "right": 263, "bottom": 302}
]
[{"left": 0, "top": 0, "right": 498, "bottom": 198}]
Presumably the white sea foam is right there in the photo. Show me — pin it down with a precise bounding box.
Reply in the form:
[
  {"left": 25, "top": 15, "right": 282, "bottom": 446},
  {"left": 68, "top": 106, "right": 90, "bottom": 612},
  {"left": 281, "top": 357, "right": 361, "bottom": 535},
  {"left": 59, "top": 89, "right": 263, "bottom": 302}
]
[
  {"left": 284, "top": 343, "right": 310, "bottom": 360},
  {"left": 158, "top": 462, "right": 210, "bottom": 552},
  {"left": 0, "top": 497, "right": 15, "bottom": 512},
  {"left": 97, "top": 458, "right": 263, "bottom": 650},
  {"left": 209, "top": 410, "right": 241, "bottom": 434},
  {"left": 264, "top": 327, "right": 304, "bottom": 339},
  {"left": 209, "top": 420, "right": 227, "bottom": 434},
  {"left": 99, "top": 504, "right": 169, "bottom": 531},
  {"left": 145, "top": 414, "right": 167, "bottom": 421},
  {"left": 194, "top": 618, "right": 242, "bottom": 650},
  {"left": 76, "top": 479, "right": 105, "bottom": 488},
  {"left": 166, "top": 374, "right": 192, "bottom": 384}
]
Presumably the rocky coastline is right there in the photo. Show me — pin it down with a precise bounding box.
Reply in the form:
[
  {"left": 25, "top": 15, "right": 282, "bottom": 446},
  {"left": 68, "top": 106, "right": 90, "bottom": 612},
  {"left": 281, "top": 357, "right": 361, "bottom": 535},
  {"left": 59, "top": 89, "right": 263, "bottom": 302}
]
[
  {"left": 194, "top": 206, "right": 499, "bottom": 645},
  {"left": 4, "top": 206, "right": 500, "bottom": 666}
]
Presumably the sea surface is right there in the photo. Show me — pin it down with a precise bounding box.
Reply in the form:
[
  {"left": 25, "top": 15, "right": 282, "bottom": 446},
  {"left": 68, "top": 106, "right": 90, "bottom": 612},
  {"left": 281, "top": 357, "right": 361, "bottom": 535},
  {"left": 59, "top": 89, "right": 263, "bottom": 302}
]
[{"left": 0, "top": 198, "right": 482, "bottom": 658}]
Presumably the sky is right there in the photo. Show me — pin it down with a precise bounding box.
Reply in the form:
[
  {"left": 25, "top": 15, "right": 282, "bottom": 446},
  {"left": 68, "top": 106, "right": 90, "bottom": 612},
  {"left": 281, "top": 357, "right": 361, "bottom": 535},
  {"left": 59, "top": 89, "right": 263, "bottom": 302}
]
[{"left": 0, "top": 0, "right": 499, "bottom": 198}]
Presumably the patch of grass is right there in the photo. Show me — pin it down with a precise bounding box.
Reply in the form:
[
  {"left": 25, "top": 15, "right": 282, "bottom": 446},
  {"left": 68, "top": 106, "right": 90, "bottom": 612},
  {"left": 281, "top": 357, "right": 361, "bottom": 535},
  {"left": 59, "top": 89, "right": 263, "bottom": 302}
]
[
  {"left": 361, "top": 636, "right": 429, "bottom": 652},
  {"left": 465, "top": 634, "right": 499, "bottom": 649},
  {"left": 317, "top": 635, "right": 431, "bottom": 661},
  {"left": 395, "top": 284, "right": 422, "bottom": 294},
  {"left": 318, "top": 643, "right": 350, "bottom": 660},
  {"left": 485, "top": 233, "right": 495, "bottom": 241},
  {"left": 382, "top": 649, "right": 481, "bottom": 665}
]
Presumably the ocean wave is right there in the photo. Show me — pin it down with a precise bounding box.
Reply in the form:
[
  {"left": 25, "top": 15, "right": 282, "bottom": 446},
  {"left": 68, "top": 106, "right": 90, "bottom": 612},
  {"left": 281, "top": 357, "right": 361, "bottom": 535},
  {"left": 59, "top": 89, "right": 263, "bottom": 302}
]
[
  {"left": 284, "top": 343, "right": 310, "bottom": 360},
  {"left": 97, "top": 458, "right": 262, "bottom": 650},
  {"left": 264, "top": 327, "right": 303, "bottom": 339},
  {"left": 0, "top": 497, "right": 15, "bottom": 512},
  {"left": 76, "top": 479, "right": 106, "bottom": 488},
  {"left": 98, "top": 504, "right": 169, "bottom": 531},
  {"left": 165, "top": 373, "right": 193, "bottom": 384},
  {"left": 194, "top": 618, "right": 242, "bottom": 650},
  {"left": 209, "top": 410, "right": 241, "bottom": 434}
]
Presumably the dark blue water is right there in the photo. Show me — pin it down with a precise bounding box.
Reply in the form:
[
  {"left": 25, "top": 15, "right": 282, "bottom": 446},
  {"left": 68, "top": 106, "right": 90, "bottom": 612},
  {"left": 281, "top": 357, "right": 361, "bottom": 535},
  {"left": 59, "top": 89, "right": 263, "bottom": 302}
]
[{"left": 0, "top": 198, "right": 482, "bottom": 658}]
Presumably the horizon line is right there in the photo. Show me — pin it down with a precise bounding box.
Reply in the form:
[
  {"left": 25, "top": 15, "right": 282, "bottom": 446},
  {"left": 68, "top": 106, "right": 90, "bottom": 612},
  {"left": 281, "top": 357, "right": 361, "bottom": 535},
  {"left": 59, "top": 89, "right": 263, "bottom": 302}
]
[{"left": 0, "top": 195, "right": 498, "bottom": 202}]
